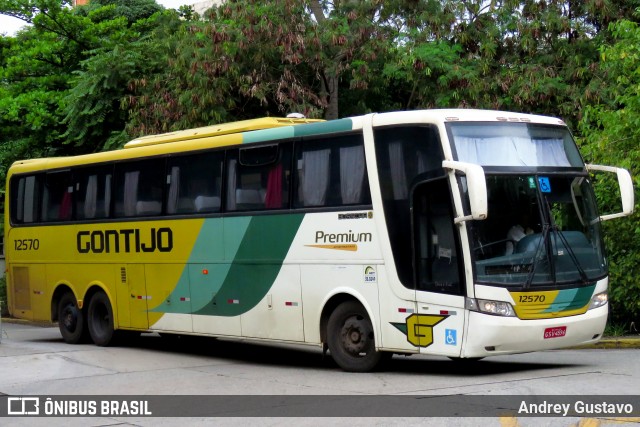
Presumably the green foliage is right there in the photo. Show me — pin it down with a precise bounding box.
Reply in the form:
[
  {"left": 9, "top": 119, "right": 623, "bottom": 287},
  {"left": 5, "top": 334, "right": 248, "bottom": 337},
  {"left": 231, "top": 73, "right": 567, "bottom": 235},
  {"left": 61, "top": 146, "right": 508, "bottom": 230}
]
[
  {"left": 604, "top": 321, "right": 629, "bottom": 337},
  {"left": 126, "top": 1, "right": 324, "bottom": 134},
  {"left": 62, "top": 9, "right": 181, "bottom": 151},
  {"left": 579, "top": 19, "right": 640, "bottom": 325}
]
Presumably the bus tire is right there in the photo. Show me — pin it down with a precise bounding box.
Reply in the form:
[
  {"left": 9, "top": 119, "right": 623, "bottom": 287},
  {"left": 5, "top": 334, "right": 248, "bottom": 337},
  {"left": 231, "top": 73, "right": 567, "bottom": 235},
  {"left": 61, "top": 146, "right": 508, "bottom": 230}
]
[
  {"left": 57, "top": 292, "right": 86, "bottom": 344},
  {"left": 327, "top": 301, "right": 386, "bottom": 372},
  {"left": 87, "top": 291, "right": 116, "bottom": 347}
]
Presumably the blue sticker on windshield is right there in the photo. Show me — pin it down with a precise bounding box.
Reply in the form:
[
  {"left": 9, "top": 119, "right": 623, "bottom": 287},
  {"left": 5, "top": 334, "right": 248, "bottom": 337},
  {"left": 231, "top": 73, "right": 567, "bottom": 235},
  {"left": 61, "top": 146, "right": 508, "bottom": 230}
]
[{"left": 538, "top": 177, "right": 551, "bottom": 193}]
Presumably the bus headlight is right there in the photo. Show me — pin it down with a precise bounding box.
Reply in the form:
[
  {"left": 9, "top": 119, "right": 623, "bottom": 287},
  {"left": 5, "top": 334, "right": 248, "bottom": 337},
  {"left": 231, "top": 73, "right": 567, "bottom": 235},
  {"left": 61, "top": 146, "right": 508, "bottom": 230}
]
[
  {"left": 588, "top": 291, "right": 608, "bottom": 310},
  {"left": 466, "top": 298, "right": 515, "bottom": 317}
]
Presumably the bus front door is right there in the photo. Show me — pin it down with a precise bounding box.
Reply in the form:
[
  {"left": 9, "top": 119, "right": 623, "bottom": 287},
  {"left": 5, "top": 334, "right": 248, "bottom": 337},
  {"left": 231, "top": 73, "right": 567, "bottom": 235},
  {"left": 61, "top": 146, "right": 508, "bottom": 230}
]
[{"left": 412, "top": 178, "right": 466, "bottom": 356}]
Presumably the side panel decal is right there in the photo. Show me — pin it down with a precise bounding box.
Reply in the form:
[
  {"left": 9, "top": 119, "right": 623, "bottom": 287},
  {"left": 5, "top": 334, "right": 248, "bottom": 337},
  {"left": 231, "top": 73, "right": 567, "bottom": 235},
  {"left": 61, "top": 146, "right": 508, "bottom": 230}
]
[
  {"left": 150, "top": 214, "right": 304, "bottom": 318},
  {"left": 391, "top": 314, "right": 448, "bottom": 348}
]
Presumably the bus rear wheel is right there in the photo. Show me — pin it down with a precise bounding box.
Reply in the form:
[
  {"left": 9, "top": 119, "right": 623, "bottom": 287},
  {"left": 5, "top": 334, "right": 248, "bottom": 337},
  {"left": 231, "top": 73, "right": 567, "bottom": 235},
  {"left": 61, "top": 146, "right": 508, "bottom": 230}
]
[
  {"left": 327, "top": 301, "right": 387, "bottom": 372},
  {"left": 87, "top": 291, "right": 116, "bottom": 346},
  {"left": 57, "top": 292, "right": 86, "bottom": 344}
]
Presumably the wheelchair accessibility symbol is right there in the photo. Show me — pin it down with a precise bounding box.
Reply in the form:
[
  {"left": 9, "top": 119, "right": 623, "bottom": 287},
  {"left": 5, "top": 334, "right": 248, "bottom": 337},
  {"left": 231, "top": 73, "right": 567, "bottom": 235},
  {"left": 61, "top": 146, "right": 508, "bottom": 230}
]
[
  {"left": 538, "top": 177, "right": 551, "bottom": 193},
  {"left": 445, "top": 329, "right": 457, "bottom": 346}
]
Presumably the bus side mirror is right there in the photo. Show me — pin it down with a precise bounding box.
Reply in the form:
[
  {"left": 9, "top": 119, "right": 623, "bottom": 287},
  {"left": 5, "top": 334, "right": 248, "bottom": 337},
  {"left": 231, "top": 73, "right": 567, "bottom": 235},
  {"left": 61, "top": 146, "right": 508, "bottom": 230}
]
[
  {"left": 586, "top": 164, "right": 635, "bottom": 221},
  {"left": 442, "top": 160, "right": 488, "bottom": 223}
]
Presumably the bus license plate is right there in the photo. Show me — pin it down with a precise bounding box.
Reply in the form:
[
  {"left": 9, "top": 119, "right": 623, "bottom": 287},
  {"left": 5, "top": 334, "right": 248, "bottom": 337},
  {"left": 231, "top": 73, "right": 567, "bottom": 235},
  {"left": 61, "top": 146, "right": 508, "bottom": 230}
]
[{"left": 544, "top": 326, "right": 567, "bottom": 339}]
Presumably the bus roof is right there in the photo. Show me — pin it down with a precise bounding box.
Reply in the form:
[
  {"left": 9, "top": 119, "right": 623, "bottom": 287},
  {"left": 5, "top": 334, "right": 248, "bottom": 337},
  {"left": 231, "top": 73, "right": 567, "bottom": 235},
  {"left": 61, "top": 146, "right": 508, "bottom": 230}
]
[
  {"left": 124, "top": 117, "right": 323, "bottom": 149},
  {"left": 7, "top": 110, "right": 568, "bottom": 175}
]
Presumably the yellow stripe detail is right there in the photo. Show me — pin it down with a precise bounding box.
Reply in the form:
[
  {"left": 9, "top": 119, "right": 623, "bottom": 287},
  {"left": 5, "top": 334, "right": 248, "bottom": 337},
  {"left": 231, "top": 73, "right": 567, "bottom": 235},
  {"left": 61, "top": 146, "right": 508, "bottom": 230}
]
[{"left": 305, "top": 244, "right": 358, "bottom": 251}]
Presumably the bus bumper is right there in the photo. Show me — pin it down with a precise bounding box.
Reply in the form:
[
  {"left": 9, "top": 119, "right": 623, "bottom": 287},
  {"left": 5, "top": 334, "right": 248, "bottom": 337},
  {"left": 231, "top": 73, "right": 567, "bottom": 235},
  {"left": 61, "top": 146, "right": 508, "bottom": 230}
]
[{"left": 461, "top": 304, "right": 608, "bottom": 358}]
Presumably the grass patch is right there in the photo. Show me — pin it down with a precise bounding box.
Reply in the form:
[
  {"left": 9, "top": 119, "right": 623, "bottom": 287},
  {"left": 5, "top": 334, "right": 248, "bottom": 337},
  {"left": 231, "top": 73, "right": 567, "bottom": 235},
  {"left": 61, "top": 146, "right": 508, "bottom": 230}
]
[{"left": 604, "top": 321, "right": 632, "bottom": 337}]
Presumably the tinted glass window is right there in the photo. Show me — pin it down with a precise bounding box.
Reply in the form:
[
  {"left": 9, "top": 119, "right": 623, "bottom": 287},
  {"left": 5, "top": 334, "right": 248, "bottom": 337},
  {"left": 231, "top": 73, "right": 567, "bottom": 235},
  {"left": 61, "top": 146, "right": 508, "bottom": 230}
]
[
  {"left": 166, "top": 151, "right": 224, "bottom": 214},
  {"left": 75, "top": 166, "right": 113, "bottom": 220},
  {"left": 294, "top": 134, "right": 371, "bottom": 208},
  {"left": 374, "top": 125, "right": 444, "bottom": 287},
  {"left": 226, "top": 143, "right": 292, "bottom": 211},
  {"left": 41, "top": 171, "right": 73, "bottom": 222},
  {"left": 114, "top": 159, "right": 165, "bottom": 217},
  {"left": 11, "top": 174, "right": 42, "bottom": 224}
]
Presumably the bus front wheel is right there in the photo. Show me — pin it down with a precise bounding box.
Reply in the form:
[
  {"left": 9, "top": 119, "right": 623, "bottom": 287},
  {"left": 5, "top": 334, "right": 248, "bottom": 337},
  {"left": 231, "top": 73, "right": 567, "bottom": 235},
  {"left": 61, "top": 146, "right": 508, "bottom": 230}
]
[
  {"left": 57, "top": 292, "right": 86, "bottom": 344},
  {"left": 327, "top": 301, "right": 387, "bottom": 372},
  {"left": 87, "top": 291, "right": 116, "bottom": 346}
]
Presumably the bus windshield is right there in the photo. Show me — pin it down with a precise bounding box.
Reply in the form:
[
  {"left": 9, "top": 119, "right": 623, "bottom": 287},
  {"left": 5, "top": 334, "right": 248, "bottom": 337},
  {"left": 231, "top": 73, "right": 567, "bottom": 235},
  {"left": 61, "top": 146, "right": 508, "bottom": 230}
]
[
  {"left": 449, "top": 122, "right": 583, "bottom": 167},
  {"left": 468, "top": 174, "right": 606, "bottom": 287}
]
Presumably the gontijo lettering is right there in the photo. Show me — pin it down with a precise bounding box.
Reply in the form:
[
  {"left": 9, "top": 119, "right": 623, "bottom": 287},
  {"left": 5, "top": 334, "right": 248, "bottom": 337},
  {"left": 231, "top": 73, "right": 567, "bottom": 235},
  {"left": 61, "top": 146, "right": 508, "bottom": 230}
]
[{"left": 77, "top": 228, "right": 173, "bottom": 253}]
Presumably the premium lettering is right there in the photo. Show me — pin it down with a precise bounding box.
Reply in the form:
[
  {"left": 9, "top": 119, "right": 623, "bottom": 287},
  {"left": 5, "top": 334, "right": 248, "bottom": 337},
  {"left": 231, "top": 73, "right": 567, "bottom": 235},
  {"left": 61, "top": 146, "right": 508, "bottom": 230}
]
[
  {"left": 315, "top": 230, "right": 372, "bottom": 244},
  {"left": 77, "top": 228, "right": 173, "bottom": 253}
]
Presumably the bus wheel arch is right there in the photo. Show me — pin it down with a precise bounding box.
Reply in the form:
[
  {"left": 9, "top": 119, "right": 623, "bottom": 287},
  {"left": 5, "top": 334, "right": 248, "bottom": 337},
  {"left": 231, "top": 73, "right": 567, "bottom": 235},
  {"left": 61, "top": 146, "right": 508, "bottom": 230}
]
[{"left": 321, "top": 294, "right": 388, "bottom": 372}]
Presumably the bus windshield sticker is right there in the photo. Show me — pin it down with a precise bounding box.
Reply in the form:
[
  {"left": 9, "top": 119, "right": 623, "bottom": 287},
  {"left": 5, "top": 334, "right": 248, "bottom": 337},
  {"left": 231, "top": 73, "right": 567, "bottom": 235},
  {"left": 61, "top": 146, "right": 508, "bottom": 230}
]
[{"left": 538, "top": 176, "right": 551, "bottom": 193}]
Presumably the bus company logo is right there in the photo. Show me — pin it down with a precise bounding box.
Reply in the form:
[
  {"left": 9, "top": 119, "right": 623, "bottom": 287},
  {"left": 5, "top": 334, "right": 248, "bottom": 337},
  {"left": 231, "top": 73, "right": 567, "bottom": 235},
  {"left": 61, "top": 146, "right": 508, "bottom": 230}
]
[
  {"left": 305, "top": 230, "right": 372, "bottom": 252},
  {"left": 391, "top": 314, "right": 448, "bottom": 348},
  {"left": 76, "top": 227, "right": 173, "bottom": 254},
  {"left": 8, "top": 397, "right": 40, "bottom": 415}
]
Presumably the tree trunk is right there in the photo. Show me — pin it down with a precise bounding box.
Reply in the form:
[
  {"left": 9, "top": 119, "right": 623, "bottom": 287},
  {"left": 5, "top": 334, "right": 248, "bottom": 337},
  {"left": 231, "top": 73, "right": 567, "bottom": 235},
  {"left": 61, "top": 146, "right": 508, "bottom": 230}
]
[{"left": 325, "top": 73, "right": 339, "bottom": 120}]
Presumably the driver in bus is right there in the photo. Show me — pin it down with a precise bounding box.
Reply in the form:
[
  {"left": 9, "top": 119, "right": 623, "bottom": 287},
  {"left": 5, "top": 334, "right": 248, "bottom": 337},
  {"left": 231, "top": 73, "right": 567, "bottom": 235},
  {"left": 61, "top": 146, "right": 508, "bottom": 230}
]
[{"left": 505, "top": 211, "right": 534, "bottom": 255}]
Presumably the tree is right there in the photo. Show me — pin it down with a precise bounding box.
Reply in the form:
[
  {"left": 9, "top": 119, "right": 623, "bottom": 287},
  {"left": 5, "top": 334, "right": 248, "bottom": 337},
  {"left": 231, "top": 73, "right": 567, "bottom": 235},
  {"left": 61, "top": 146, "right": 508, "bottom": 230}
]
[
  {"left": 62, "top": 2, "right": 180, "bottom": 150},
  {"left": 381, "top": 0, "right": 621, "bottom": 128},
  {"left": 579, "top": 19, "right": 640, "bottom": 326},
  {"left": 0, "top": 0, "right": 176, "bottom": 164},
  {"left": 125, "top": 0, "right": 398, "bottom": 135}
]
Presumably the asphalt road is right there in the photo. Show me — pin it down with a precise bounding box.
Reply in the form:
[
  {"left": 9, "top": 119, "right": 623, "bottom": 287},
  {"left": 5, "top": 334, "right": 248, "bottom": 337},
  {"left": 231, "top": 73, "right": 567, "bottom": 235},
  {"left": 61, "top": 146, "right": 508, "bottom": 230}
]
[{"left": 1, "top": 320, "right": 639, "bottom": 426}]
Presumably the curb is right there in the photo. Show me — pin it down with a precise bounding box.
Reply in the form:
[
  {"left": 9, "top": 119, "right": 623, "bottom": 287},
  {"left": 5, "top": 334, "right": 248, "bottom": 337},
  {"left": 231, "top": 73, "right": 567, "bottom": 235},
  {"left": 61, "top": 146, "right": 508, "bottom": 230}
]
[{"left": 570, "top": 337, "right": 640, "bottom": 350}]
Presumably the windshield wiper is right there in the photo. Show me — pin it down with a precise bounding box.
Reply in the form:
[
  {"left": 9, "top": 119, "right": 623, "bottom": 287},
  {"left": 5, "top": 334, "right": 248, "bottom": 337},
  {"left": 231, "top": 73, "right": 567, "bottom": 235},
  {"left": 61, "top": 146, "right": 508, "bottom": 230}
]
[
  {"left": 550, "top": 225, "right": 589, "bottom": 285},
  {"left": 524, "top": 195, "right": 590, "bottom": 288}
]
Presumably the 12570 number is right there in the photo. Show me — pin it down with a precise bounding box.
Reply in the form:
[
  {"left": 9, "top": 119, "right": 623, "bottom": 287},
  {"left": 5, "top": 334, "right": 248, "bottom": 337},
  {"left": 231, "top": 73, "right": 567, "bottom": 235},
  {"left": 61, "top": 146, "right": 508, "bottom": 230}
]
[
  {"left": 518, "top": 294, "right": 546, "bottom": 303},
  {"left": 14, "top": 238, "right": 40, "bottom": 251}
]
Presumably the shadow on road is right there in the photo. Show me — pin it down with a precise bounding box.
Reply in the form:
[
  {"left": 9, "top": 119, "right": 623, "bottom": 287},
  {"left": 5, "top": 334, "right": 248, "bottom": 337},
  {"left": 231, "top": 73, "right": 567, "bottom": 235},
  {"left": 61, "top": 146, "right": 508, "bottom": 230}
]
[{"left": 51, "top": 331, "right": 588, "bottom": 376}]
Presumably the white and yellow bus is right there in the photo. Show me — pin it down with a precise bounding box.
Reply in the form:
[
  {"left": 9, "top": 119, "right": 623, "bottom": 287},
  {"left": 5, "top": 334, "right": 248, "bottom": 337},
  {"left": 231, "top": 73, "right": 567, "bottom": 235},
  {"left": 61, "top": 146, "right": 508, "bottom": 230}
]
[{"left": 5, "top": 110, "right": 634, "bottom": 372}]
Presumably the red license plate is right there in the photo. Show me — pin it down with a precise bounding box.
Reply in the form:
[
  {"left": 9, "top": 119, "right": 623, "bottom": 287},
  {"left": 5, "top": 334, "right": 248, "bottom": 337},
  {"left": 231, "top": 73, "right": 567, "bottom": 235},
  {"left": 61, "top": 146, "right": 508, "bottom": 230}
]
[{"left": 544, "top": 326, "right": 567, "bottom": 339}]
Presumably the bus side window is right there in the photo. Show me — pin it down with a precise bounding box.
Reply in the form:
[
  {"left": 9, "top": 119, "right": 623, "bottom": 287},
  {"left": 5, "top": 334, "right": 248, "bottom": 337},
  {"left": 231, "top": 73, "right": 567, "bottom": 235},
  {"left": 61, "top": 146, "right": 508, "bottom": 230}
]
[
  {"left": 42, "top": 171, "right": 73, "bottom": 222},
  {"left": 166, "top": 151, "right": 223, "bottom": 215},
  {"left": 226, "top": 143, "right": 292, "bottom": 212},
  {"left": 75, "top": 167, "right": 113, "bottom": 220},
  {"left": 11, "top": 174, "right": 42, "bottom": 224},
  {"left": 294, "top": 134, "right": 371, "bottom": 208},
  {"left": 114, "top": 159, "right": 165, "bottom": 217}
]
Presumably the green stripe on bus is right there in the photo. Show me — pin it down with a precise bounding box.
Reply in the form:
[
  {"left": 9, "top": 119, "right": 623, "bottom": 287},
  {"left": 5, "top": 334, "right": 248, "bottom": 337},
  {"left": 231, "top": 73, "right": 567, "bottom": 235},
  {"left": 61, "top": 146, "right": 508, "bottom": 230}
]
[
  {"left": 242, "top": 127, "right": 296, "bottom": 144},
  {"left": 292, "top": 119, "right": 353, "bottom": 137},
  {"left": 152, "top": 214, "right": 304, "bottom": 316},
  {"left": 543, "top": 284, "right": 596, "bottom": 313},
  {"left": 193, "top": 213, "right": 304, "bottom": 316},
  {"left": 149, "top": 217, "right": 252, "bottom": 314}
]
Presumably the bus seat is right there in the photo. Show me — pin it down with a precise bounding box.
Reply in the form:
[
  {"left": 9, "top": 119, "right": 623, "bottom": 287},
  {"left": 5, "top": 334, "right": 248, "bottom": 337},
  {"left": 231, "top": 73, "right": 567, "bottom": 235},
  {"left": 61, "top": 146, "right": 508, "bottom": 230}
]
[
  {"left": 136, "top": 200, "right": 162, "bottom": 216},
  {"left": 236, "top": 189, "right": 263, "bottom": 209},
  {"left": 194, "top": 195, "right": 221, "bottom": 212}
]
